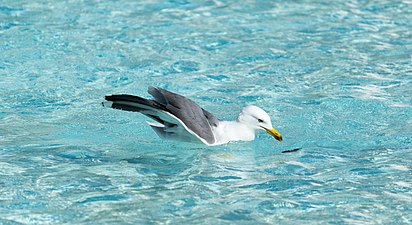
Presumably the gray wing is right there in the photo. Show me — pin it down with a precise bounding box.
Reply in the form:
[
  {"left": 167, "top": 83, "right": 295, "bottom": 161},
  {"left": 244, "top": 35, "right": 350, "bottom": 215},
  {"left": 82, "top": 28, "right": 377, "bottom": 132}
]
[{"left": 148, "top": 86, "right": 219, "bottom": 144}]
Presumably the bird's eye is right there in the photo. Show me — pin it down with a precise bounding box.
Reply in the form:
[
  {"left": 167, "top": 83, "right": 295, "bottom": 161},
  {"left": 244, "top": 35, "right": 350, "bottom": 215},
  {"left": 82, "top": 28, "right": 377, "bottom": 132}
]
[{"left": 258, "top": 119, "right": 264, "bottom": 123}]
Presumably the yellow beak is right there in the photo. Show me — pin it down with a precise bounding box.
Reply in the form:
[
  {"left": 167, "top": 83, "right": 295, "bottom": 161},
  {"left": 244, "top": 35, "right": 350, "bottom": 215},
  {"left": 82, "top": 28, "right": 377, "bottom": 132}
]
[{"left": 263, "top": 127, "right": 283, "bottom": 142}]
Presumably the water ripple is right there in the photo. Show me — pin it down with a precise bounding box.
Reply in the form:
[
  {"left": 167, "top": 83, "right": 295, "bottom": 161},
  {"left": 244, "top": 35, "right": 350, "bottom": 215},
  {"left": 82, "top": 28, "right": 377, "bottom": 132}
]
[{"left": 1, "top": 0, "right": 411, "bottom": 224}]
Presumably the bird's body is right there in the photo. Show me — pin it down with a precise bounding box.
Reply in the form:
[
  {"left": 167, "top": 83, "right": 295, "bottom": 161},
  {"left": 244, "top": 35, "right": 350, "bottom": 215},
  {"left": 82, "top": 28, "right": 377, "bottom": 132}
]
[
  {"left": 212, "top": 121, "right": 256, "bottom": 144},
  {"left": 103, "top": 87, "right": 282, "bottom": 146}
]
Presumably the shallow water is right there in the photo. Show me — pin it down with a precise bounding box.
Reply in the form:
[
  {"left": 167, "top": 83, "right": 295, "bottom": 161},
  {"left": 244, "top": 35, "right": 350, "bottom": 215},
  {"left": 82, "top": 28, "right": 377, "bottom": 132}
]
[{"left": 1, "top": 0, "right": 412, "bottom": 224}]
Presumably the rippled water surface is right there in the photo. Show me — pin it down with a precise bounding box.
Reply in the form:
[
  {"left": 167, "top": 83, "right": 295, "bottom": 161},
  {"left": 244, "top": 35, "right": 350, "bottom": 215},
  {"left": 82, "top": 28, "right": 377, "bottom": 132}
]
[{"left": 1, "top": 0, "right": 412, "bottom": 224}]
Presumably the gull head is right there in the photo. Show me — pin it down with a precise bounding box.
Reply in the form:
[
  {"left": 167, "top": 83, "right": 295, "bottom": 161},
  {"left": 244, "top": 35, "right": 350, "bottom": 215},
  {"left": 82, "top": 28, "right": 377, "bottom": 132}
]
[{"left": 237, "top": 105, "right": 283, "bottom": 142}]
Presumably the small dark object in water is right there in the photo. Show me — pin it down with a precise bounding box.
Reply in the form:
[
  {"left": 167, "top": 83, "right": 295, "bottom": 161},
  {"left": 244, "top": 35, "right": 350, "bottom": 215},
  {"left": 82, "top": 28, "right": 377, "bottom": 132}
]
[{"left": 281, "top": 148, "right": 301, "bottom": 153}]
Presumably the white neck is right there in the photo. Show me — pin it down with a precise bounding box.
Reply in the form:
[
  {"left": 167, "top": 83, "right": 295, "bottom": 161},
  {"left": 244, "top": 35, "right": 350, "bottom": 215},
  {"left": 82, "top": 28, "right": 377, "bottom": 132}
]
[{"left": 212, "top": 120, "right": 256, "bottom": 145}]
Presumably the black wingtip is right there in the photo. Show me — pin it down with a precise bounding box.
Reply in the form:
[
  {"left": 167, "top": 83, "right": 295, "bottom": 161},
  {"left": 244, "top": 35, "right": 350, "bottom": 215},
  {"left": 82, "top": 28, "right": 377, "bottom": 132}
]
[{"left": 105, "top": 95, "right": 117, "bottom": 101}]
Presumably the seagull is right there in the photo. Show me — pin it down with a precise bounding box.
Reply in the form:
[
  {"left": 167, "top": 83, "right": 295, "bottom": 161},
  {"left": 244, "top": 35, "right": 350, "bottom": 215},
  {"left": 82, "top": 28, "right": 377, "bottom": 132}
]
[{"left": 103, "top": 86, "right": 282, "bottom": 146}]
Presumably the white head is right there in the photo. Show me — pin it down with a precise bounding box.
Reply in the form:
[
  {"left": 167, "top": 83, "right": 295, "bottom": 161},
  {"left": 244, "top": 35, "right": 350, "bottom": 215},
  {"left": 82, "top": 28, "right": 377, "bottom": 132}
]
[{"left": 237, "top": 105, "right": 282, "bottom": 142}]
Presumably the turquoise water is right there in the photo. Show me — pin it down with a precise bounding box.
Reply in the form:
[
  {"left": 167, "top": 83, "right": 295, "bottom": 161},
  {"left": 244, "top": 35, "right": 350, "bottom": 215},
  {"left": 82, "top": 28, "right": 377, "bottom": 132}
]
[{"left": 1, "top": 0, "right": 412, "bottom": 224}]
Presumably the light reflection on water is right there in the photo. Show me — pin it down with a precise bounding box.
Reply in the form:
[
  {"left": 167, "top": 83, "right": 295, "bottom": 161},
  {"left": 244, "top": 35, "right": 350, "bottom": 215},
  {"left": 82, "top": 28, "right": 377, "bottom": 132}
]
[{"left": 1, "top": 0, "right": 411, "bottom": 224}]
